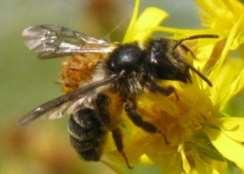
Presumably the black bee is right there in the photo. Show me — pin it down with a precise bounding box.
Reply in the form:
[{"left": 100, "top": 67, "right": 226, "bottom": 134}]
[{"left": 19, "top": 24, "right": 217, "bottom": 168}]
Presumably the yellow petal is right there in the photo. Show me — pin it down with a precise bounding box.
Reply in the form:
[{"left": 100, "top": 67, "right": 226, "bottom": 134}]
[
  {"left": 196, "top": 0, "right": 244, "bottom": 37},
  {"left": 201, "top": 39, "right": 225, "bottom": 74},
  {"left": 209, "top": 58, "right": 244, "bottom": 110},
  {"left": 220, "top": 117, "right": 244, "bottom": 142},
  {"left": 210, "top": 15, "right": 243, "bottom": 77},
  {"left": 179, "top": 142, "right": 226, "bottom": 174},
  {"left": 196, "top": 0, "right": 244, "bottom": 66},
  {"left": 230, "top": 14, "right": 244, "bottom": 50},
  {"left": 206, "top": 127, "right": 244, "bottom": 170},
  {"left": 123, "top": 0, "right": 140, "bottom": 43},
  {"left": 123, "top": 7, "right": 168, "bottom": 44},
  {"left": 178, "top": 145, "right": 191, "bottom": 174}
]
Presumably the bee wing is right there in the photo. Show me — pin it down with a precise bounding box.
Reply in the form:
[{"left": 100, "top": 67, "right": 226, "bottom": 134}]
[
  {"left": 47, "top": 96, "right": 89, "bottom": 120},
  {"left": 22, "top": 24, "right": 117, "bottom": 58},
  {"left": 18, "top": 75, "right": 117, "bottom": 125}
]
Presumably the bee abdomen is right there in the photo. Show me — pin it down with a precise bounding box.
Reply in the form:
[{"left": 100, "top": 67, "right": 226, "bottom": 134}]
[{"left": 68, "top": 108, "right": 107, "bottom": 161}]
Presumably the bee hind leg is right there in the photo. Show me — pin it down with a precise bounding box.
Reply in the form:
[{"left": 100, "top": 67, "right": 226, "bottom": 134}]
[
  {"left": 112, "top": 128, "right": 133, "bottom": 169},
  {"left": 96, "top": 94, "right": 133, "bottom": 169}
]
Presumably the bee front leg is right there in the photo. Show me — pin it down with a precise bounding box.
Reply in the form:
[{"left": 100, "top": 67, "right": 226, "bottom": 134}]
[{"left": 146, "top": 80, "right": 179, "bottom": 99}]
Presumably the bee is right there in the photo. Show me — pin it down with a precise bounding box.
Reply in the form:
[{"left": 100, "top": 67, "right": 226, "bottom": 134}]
[{"left": 19, "top": 24, "right": 217, "bottom": 168}]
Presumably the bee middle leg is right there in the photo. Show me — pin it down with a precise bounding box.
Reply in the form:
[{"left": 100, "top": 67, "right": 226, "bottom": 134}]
[
  {"left": 124, "top": 99, "right": 158, "bottom": 133},
  {"left": 124, "top": 99, "right": 169, "bottom": 144},
  {"left": 95, "top": 94, "right": 132, "bottom": 168}
]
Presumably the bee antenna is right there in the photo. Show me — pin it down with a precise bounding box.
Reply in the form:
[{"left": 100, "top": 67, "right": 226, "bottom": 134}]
[
  {"left": 188, "top": 65, "right": 212, "bottom": 87},
  {"left": 174, "top": 34, "right": 219, "bottom": 50}
]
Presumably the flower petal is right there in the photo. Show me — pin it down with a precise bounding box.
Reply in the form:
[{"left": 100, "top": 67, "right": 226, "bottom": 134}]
[
  {"left": 191, "top": 132, "right": 225, "bottom": 161},
  {"left": 179, "top": 143, "right": 226, "bottom": 174},
  {"left": 196, "top": 0, "right": 244, "bottom": 43},
  {"left": 178, "top": 145, "right": 191, "bottom": 174},
  {"left": 123, "top": 7, "right": 168, "bottom": 44},
  {"left": 220, "top": 117, "right": 244, "bottom": 142},
  {"left": 123, "top": 0, "right": 140, "bottom": 43},
  {"left": 207, "top": 127, "right": 244, "bottom": 170},
  {"left": 196, "top": 0, "right": 244, "bottom": 72},
  {"left": 209, "top": 16, "right": 243, "bottom": 76},
  {"left": 209, "top": 58, "right": 244, "bottom": 110}
]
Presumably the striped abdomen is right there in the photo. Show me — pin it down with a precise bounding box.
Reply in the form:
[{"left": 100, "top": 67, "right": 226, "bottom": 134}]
[{"left": 68, "top": 108, "right": 107, "bottom": 161}]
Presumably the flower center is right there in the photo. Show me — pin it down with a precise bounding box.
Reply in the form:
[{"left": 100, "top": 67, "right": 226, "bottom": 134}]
[{"left": 136, "top": 83, "right": 216, "bottom": 146}]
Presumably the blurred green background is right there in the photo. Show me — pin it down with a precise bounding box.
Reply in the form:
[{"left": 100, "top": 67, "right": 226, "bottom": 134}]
[{"left": 0, "top": 0, "right": 243, "bottom": 174}]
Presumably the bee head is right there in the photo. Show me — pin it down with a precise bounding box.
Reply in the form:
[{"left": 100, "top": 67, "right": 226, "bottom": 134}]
[{"left": 145, "top": 39, "right": 191, "bottom": 83}]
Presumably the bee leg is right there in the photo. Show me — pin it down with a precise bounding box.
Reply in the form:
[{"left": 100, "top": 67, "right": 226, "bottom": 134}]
[
  {"left": 95, "top": 94, "right": 132, "bottom": 168},
  {"left": 146, "top": 80, "right": 179, "bottom": 100},
  {"left": 96, "top": 94, "right": 111, "bottom": 128},
  {"left": 125, "top": 99, "right": 169, "bottom": 144},
  {"left": 112, "top": 128, "right": 133, "bottom": 169},
  {"left": 125, "top": 99, "right": 157, "bottom": 133}
]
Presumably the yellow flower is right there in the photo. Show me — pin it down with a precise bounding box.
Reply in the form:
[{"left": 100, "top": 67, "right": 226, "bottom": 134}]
[
  {"left": 196, "top": 0, "right": 244, "bottom": 50},
  {"left": 102, "top": 0, "right": 244, "bottom": 174}
]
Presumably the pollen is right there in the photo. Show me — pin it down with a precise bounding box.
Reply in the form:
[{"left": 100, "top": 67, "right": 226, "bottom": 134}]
[{"left": 60, "top": 53, "right": 105, "bottom": 93}]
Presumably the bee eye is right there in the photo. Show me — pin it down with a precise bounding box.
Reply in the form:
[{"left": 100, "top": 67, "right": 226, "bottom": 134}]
[{"left": 107, "top": 44, "right": 142, "bottom": 72}]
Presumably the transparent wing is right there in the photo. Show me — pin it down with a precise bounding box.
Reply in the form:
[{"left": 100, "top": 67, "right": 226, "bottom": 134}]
[
  {"left": 22, "top": 24, "right": 117, "bottom": 58},
  {"left": 18, "top": 75, "right": 117, "bottom": 125}
]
